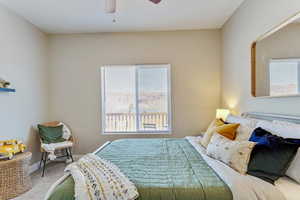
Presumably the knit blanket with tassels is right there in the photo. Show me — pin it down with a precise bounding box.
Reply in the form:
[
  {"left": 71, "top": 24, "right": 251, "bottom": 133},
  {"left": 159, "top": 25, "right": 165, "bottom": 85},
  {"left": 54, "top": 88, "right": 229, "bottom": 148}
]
[{"left": 65, "top": 154, "right": 139, "bottom": 200}]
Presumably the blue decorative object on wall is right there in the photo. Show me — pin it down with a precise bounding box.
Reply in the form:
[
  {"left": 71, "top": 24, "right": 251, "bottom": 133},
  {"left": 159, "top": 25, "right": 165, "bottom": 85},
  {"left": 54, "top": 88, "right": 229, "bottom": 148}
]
[{"left": 0, "top": 88, "right": 16, "bottom": 92}]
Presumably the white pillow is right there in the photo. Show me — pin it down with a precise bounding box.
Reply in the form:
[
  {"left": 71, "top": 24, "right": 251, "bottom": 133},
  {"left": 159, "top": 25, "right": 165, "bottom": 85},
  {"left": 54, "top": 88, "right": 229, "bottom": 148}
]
[
  {"left": 226, "top": 114, "right": 258, "bottom": 128},
  {"left": 286, "top": 148, "right": 300, "bottom": 184},
  {"left": 206, "top": 133, "right": 256, "bottom": 174},
  {"left": 272, "top": 120, "right": 300, "bottom": 138},
  {"left": 272, "top": 120, "right": 300, "bottom": 184},
  {"left": 226, "top": 115, "right": 258, "bottom": 141},
  {"left": 256, "top": 120, "right": 300, "bottom": 139}
]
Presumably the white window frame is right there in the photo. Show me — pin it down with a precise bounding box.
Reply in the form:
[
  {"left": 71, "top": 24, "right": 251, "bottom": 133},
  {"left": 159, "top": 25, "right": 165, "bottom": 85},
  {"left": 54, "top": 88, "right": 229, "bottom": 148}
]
[{"left": 101, "top": 64, "right": 172, "bottom": 135}]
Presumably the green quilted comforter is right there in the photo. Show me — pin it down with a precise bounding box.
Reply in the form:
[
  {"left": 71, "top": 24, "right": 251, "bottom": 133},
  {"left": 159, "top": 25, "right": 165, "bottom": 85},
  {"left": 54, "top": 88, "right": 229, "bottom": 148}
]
[{"left": 48, "top": 138, "right": 232, "bottom": 200}]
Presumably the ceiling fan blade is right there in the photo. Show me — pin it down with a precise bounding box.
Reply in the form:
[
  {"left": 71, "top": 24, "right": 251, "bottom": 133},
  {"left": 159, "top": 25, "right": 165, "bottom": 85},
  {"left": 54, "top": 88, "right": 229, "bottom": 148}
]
[
  {"left": 149, "top": 0, "right": 162, "bottom": 4},
  {"left": 105, "top": 0, "right": 116, "bottom": 13}
]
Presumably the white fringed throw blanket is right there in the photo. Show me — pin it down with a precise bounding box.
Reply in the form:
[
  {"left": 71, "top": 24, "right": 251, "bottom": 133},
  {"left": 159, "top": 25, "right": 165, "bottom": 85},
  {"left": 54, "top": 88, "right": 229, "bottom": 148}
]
[{"left": 65, "top": 154, "right": 139, "bottom": 200}]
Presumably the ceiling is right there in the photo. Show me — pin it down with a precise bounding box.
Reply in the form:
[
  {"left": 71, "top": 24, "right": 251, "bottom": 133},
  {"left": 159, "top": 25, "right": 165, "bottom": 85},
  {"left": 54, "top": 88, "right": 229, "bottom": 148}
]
[{"left": 0, "top": 0, "right": 245, "bottom": 34}]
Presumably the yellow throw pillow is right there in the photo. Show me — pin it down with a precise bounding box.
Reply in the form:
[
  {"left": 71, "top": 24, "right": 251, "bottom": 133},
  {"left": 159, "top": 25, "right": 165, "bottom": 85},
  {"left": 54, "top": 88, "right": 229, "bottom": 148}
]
[
  {"left": 200, "top": 119, "right": 224, "bottom": 148},
  {"left": 215, "top": 123, "right": 240, "bottom": 140}
]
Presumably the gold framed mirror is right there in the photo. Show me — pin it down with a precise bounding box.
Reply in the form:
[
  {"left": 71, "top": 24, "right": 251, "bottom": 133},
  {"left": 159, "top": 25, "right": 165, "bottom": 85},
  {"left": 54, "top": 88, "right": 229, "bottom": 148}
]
[{"left": 251, "top": 12, "right": 300, "bottom": 97}]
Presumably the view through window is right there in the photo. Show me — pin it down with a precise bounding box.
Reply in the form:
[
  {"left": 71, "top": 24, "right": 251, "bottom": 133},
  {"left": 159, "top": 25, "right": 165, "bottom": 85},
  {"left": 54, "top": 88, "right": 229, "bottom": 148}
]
[
  {"left": 269, "top": 59, "right": 300, "bottom": 96},
  {"left": 101, "top": 65, "right": 171, "bottom": 134}
]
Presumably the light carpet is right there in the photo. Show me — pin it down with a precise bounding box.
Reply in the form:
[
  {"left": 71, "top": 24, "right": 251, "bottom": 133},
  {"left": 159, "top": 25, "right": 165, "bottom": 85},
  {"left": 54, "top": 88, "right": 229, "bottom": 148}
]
[{"left": 14, "top": 161, "right": 72, "bottom": 200}]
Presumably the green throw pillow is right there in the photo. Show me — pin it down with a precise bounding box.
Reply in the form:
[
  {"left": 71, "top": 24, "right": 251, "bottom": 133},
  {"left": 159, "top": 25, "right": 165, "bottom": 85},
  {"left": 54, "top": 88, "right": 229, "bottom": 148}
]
[
  {"left": 38, "top": 125, "right": 65, "bottom": 144},
  {"left": 247, "top": 127, "right": 300, "bottom": 184}
]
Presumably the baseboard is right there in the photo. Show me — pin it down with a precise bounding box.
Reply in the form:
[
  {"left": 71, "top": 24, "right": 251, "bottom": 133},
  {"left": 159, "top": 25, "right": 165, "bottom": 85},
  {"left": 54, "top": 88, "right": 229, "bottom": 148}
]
[
  {"left": 29, "top": 161, "right": 40, "bottom": 174},
  {"left": 29, "top": 154, "right": 83, "bottom": 174}
]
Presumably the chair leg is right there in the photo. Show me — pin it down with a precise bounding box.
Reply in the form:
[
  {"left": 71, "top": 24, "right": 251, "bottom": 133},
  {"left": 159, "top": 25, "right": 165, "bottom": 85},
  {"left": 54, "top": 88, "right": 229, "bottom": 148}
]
[
  {"left": 39, "top": 152, "right": 44, "bottom": 169},
  {"left": 42, "top": 152, "right": 48, "bottom": 177},
  {"left": 68, "top": 148, "right": 74, "bottom": 162},
  {"left": 65, "top": 148, "right": 70, "bottom": 159}
]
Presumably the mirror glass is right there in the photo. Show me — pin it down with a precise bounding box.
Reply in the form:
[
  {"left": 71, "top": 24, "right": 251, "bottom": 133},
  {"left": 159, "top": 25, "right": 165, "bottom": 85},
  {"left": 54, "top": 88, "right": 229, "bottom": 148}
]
[{"left": 252, "top": 14, "right": 300, "bottom": 97}]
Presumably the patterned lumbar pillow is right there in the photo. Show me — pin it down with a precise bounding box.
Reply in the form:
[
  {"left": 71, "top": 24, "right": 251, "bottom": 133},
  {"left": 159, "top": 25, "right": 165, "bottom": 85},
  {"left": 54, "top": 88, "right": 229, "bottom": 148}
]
[{"left": 206, "top": 133, "right": 256, "bottom": 174}]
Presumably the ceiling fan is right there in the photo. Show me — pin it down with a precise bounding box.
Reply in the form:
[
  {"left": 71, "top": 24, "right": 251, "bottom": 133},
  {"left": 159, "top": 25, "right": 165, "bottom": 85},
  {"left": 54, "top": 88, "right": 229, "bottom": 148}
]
[{"left": 105, "top": 0, "right": 162, "bottom": 13}]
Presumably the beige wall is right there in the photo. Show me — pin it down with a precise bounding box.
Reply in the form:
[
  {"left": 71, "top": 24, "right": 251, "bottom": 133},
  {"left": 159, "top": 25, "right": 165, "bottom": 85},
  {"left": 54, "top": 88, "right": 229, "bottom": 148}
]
[
  {"left": 48, "top": 30, "right": 221, "bottom": 154},
  {"left": 0, "top": 5, "right": 49, "bottom": 163},
  {"left": 255, "top": 23, "right": 300, "bottom": 96},
  {"left": 221, "top": 0, "right": 300, "bottom": 115},
  {"left": 4, "top": 0, "right": 300, "bottom": 161}
]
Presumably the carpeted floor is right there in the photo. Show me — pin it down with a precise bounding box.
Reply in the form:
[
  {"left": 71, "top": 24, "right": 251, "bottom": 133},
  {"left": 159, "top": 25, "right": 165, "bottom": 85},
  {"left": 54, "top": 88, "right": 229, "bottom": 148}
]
[{"left": 14, "top": 160, "right": 73, "bottom": 200}]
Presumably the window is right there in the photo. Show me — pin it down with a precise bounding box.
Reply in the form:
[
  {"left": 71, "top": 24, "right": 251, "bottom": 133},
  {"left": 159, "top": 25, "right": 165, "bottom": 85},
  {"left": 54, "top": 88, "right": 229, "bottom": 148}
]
[
  {"left": 269, "top": 59, "right": 300, "bottom": 96},
  {"left": 101, "top": 64, "right": 171, "bottom": 134}
]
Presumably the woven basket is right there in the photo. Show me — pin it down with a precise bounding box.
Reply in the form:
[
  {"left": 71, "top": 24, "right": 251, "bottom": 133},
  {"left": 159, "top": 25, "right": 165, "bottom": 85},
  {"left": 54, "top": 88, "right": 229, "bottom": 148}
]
[{"left": 0, "top": 152, "right": 32, "bottom": 200}]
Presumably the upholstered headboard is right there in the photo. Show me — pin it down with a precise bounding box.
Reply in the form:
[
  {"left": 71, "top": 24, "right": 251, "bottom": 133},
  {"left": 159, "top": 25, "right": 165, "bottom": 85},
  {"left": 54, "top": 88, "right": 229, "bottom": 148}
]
[{"left": 242, "top": 112, "right": 300, "bottom": 124}]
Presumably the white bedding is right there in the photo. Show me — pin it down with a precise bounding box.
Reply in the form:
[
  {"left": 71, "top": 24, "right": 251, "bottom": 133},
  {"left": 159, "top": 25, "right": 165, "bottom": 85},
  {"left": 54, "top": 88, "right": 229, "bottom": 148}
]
[
  {"left": 275, "top": 177, "right": 300, "bottom": 200},
  {"left": 187, "top": 136, "right": 286, "bottom": 200}
]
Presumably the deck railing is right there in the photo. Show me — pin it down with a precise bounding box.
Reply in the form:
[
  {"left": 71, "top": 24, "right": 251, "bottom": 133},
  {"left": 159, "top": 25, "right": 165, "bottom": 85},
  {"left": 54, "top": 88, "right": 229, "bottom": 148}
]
[{"left": 105, "top": 112, "right": 168, "bottom": 132}]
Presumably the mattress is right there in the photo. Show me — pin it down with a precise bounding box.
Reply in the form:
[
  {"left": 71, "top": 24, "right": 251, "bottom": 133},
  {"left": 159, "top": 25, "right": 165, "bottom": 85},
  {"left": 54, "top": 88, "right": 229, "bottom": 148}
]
[{"left": 47, "top": 138, "right": 233, "bottom": 200}]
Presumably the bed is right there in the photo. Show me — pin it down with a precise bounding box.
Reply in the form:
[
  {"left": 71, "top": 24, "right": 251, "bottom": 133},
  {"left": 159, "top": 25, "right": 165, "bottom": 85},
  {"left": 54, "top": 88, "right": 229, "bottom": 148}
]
[
  {"left": 46, "top": 138, "right": 233, "bottom": 200},
  {"left": 45, "top": 112, "right": 300, "bottom": 200}
]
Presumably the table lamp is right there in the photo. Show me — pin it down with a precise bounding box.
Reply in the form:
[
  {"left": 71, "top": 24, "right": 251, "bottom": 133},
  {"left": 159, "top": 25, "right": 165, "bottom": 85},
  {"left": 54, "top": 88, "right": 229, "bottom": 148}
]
[{"left": 216, "top": 109, "right": 230, "bottom": 121}]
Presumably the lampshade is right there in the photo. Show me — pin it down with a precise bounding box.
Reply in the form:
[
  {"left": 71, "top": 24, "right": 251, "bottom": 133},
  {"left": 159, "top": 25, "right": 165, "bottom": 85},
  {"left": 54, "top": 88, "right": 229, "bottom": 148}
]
[{"left": 216, "top": 109, "right": 230, "bottom": 121}]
